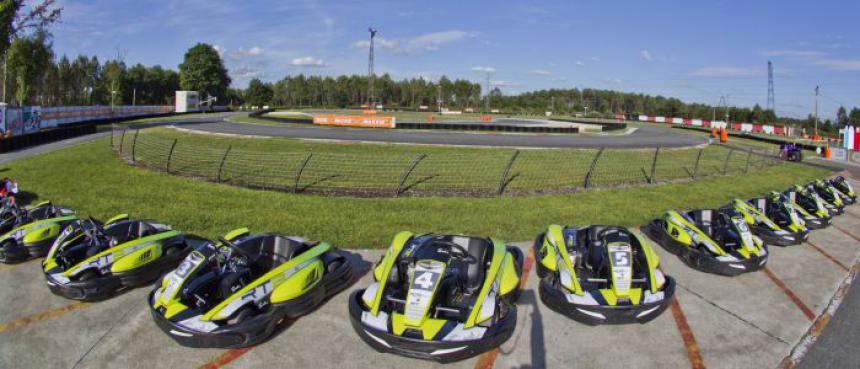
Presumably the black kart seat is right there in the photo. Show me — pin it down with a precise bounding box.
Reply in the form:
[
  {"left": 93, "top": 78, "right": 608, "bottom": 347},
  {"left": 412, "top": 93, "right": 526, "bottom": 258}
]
[{"left": 450, "top": 236, "right": 491, "bottom": 293}]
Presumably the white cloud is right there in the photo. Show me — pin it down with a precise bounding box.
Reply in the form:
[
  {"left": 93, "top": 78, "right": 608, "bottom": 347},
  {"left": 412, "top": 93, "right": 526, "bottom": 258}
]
[
  {"left": 472, "top": 65, "right": 496, "bottom": 73},
  {"left": 590, "top": 57, "right": 601, "bottom": 62},
  {"left": 213, "top": 45, "right": 226, "bottom": 57},
  {"left": 491, "top": 80, "right": 521, "bottom": 88},
  {"left": 247, "top": 46, "right": 264, "bottom": 56},
  {"left": 575, "top": 60, "right": 584, "bottom": 66},
  {"left": 353, "top": 30, "right": 475, "bottom": 55},
  {"left": 640, "top": 49, "right": 653, "bottom": 61},
  {"left": 762, "top": 49, "right": 827, "bottom": 57},
  {"left": 813, "top": 58, "right": 860, "bottom": 71},
  {"left": 689, "top": 67, "right": 755, "bottom": 77},
  {"left": 528, "top": 69, "right": 551, "bottom": 75},
  {"left": 290, "top": 56, "right": 327, "bottom": 67},
  {"left": 232, "top": 66, "right": 263, "bottom": 80}
]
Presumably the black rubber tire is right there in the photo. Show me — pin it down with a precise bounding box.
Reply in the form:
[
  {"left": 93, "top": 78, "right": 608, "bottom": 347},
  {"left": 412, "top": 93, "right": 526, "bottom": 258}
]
[
  {"left": 165, "top": 244, "right": 184, "bottom": 256},
  {"left": 227, "top": 306, "right": 255, "bottom": 325},
  {"left": 78, "top": 269, "right": 100, "bottom": 281},
  {"left": 326, "top": 259, "right": 343, "bottom": 273}
]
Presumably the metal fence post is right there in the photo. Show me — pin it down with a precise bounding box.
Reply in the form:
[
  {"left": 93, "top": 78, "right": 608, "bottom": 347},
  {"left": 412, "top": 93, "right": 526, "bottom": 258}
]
[
  {"left": 118, "top": 128, "right": 128, "bottom": 154},
  {"left": 691, "top": 148, "right": 704, "bottom": 179},
  {"left": 744, "top": 149, "right": 753, "bottom": 173},
  {"left": 110, "top": 124, "right": 116, "bottom": 149},
  {"left": 583, "top": 147, "right": 605, "bottom": 189},
  {"left": 649, "top": 147, "right": 660, "bottom": 184},
  {"left": 293, "top": 153, "right": 313, "bottom": 193},
  {"left": 396, "top": 154, "right": 427, "bottom": 197},
  {"left": 131, "top": 130, "right": 140, "bottom": 163},
  {"left": 165, "top": 139, "right": 178, "bottom": 173},
  {"left": 497, "top": 150, "right": 520, "bottom": 196},
  {"left": 722, "top": 148, "right": 735, "bottom": 175},
  {"left": 216, "top": 145, "right": 232, "bottom": 183}
]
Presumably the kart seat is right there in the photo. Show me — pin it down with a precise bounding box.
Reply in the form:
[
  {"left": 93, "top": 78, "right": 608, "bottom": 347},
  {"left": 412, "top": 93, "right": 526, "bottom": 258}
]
[
  {"left": 219, "top": 267, "right": 251, "bottom": 300},
  {"left": 253, "top": 236, "right": 306, "bottom": 271},
  {"left": 688, "top": 210, "right": 714, "bottom": 237},
  {"left": 451, "top": 236, "right": 490, "bottom": 293}
]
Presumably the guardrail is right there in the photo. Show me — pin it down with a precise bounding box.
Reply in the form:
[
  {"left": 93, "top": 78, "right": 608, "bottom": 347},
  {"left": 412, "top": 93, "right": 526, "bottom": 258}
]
[{"left": 111, "top": 125, "right": 783, "bottom": 197}]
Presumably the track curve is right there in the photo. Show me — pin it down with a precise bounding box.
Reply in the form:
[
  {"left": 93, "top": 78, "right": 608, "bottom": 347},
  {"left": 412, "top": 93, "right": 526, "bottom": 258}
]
[{"left": 160, "top": 116, "right": 707, "bottom": 149}]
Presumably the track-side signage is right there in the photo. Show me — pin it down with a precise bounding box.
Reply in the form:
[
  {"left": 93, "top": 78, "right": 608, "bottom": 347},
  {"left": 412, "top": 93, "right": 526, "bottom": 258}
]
[{"left": 312, "top": 114, "right": 396, "bottom": 128}]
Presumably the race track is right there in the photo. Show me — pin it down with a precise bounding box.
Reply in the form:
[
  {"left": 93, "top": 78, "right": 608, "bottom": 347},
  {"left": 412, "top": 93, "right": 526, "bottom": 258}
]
[{"left": 164, "top": 115, "right": 707, "bottom": 149}]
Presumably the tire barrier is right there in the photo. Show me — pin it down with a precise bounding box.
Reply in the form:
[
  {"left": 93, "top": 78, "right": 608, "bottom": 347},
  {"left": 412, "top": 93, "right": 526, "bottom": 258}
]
[{"left": 112, "top": 126, "right": 783, "bottom": 197}]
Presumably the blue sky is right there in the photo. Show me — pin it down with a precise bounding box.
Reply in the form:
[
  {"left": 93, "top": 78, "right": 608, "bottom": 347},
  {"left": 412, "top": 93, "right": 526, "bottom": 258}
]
[{"left": 52, "top": 0, "right": 860, "bottom": 119}]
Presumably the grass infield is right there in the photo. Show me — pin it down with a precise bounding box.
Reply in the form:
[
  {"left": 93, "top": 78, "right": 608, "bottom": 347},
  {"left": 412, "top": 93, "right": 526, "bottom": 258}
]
[{"left": 2, "top": 136, "right": 832, "bottom": 248}]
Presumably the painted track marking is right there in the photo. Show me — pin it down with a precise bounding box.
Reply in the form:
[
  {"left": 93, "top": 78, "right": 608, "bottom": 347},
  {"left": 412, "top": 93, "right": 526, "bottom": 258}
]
[
  {"left": 805, "top": 240, "right": 850, "bottom": 271},
  {"left": 0, "top": 302, "right": 91, "bottom": 333},
  {"left": 473, "top": 246, "right": 535, "bottom": 369},
  {"left": 762, "top": 267, "right": 816, "bottom": 321},
  {"left": 832, "top": 223, "right": 860, "bottom": 243},
  {"left": 670, "top": 297, "right": 705, "bottom": 369}
]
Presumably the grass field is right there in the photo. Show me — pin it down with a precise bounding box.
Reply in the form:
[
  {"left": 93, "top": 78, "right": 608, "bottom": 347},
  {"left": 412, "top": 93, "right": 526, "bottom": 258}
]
[
  {"left": 119, "top": 127, "right": 772, "bottom": 196},
  {"left": 3, "top": 136, "right": 832, "bottom": 248}
]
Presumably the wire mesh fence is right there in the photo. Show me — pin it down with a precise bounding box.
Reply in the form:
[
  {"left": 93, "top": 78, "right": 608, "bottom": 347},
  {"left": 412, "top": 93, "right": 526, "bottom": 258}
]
[{"left": 111, "top": 126, "right": 783, "bottom": 197}]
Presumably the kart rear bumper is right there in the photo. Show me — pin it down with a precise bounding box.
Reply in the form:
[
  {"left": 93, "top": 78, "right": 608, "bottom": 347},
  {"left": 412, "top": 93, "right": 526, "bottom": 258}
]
[
  {"left": 347, "top": 289, "right": 516, "bottom": 363},
  {"left": 538, "top": 276, "right": 675, "bottom": 325},
  {"left": 752, "top": 226, "right": 806, "bottom": 246}
]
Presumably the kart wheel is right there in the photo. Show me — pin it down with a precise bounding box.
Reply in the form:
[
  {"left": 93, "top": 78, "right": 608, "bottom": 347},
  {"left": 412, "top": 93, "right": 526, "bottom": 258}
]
[
  {"left": 165, "top": 244, "right": 184, "bottom": 256},
  {"left": 326, "top": 259, "right": 343, "bottom": 273},
  {"left": 227, "top": 306, "right": 255, "bottom": 325},
  {"left": 78, "top": 270, "right": 99, "bottom": 281}
]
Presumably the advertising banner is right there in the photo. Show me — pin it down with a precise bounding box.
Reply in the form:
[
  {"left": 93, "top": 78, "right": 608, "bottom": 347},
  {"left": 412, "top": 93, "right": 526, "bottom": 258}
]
[
  {"left": 22, "top": 106, "right": 41, "bottom": 134},
  {"left": 6, "top": 108, "right": 23, "bottom": 137},
  {"left": 313, "top": 115, "right": 396, "bottom": 128}
]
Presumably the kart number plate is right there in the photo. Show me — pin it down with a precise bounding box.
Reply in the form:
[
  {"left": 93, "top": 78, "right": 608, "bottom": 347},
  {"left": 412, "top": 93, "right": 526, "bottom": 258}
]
[
  {"left": 733, "top": 219, "right": 754, "bottom": 247},
  {"left": 608, "top": 244, "right": 632, "bottom": 295},
  {"left": 405, "top": 262, "right": 444, "bottom": 324}
]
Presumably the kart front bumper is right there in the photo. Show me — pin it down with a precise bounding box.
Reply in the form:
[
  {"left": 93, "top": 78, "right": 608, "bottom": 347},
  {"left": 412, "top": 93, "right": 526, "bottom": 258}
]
[
  {"left": 347, "top": 289, "right": 517, "bottom": 363},
  {"left": 538, "top": 276, "right": 675, "bottom": 325}
]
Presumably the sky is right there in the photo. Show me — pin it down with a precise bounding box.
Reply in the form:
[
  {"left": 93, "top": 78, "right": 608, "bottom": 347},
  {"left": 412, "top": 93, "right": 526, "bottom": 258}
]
[{"left": 51, "top": 0, "right": 860, "bottom": 119}]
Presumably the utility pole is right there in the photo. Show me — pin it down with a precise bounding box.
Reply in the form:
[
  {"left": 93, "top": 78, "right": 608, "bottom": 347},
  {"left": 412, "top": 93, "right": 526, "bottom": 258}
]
[
  {"left": 814, "top": 85, "right": 819, "bottom": 136},
  {"left": 437, "top": 84, "right": 442, "bottom": 113},
  {"left": 132, "top": 88, "right": 136, "bottom": 106},
  {"left": 767, "top": 61, "right": 775, "bottom": 113},
  {"left": 367, "top": 27, "right": 377, "bottom": 108},
  {"left": 484, "top": 71, "right": 490, "bottom": 113}
]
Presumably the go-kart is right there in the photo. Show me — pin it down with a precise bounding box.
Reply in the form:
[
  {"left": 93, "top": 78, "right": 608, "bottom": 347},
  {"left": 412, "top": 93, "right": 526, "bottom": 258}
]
[
  {"left": 151, "top": 228, "right": 352, "bottom": 348},
  {"left": 784, "top": 185, "right": 831, "bottom": 229},
  {"left": 812, "top": 180, "right": 846, "bottom": 215},
  {"left": 828, "top": 176, "right": 856, "bottom": 204},
  {"left": 731, "top": 198, "right": 805, "bottom": 246},
  {"left": 42, "top": 215, "right": 189, "bottom": 301},
  {"left": 534, "top": 225, "right": 674, "bottom": 324},
  {"left": 644, "top": 209, "right": 768, "bottom": 276},
  {"left": 0, "top": 202, "right": 77, "bottom": 263},
  {"left": 348, "top": 232, "right": 523, "bottom": 363}
]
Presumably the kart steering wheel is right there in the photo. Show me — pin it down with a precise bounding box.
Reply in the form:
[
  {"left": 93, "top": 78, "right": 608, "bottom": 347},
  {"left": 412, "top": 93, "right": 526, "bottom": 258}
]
[
  {"left": 434, "top": 240, "right": 478, "bottom": 264},
  {"left": 218, "top": 237, "right": 255, "bottom": 262}
]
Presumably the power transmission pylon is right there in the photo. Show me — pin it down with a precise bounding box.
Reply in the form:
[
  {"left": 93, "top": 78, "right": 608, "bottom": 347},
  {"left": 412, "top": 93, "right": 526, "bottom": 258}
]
[
  {"left": 367, "top": 27, "right": 377, "bottom": 107},
  {"left": 767, "top": 61, "right": 775, "bottom": 113}
]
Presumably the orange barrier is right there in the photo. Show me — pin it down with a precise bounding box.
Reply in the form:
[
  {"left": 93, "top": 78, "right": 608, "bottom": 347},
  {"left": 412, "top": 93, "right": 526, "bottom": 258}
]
[
  {"left": 313, "top": 115, "right": 396, "bottom": 128},
  {"left": 823, "top": 146, "right": 831, "bottom": 158},
  {"left": 361, "top": 109, "right": 378, "bottom": 115},
  {"left": 711, "top": 128, "right": 718, "bottom": 138},
  {"left": 427, "top": 115, "right": 434, "bottom": 122},
  {"left": 481, "top": 115, "right": 492, "bottom": 122},
  {"left": 719, "top": 129, "right": 728, "bottom": 143}
]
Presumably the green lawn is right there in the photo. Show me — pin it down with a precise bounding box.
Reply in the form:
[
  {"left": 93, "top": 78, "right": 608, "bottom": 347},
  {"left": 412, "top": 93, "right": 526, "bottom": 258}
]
[
  {"left": 118, "top": 127, "right": 772, "bottom": 195},
  {"left": 3, "top": 137, "right": 831, "bottom": 248}
]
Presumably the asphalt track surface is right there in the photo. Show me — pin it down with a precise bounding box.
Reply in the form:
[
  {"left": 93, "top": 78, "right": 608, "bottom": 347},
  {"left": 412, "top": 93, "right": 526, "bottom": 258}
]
[{"left": 171, "top": 117, "right": 707, "bottom": 149}]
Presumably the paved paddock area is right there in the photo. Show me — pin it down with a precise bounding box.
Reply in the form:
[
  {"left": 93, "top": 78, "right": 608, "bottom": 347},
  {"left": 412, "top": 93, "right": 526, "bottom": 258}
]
[{"left": 0, "top": 209, "right": 857, "bottom": 369}]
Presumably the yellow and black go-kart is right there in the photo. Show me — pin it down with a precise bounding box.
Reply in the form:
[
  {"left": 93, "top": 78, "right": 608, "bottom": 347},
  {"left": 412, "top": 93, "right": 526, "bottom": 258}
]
[
  {"left": 644, "top": 208, "right": 767, "bottom": 276},
  {"left": 784, "top": 184, "right": 832, "bottom": 229},
  {"left": 828, "top": 176, "right": 856, "bottom": 204},
  {"left": 812, "top": 180, "right": 846, "bottom": 214},
  {"left": 348, "top": 232, "right": 523, "bottom": 363},
  {"left": 150, "top": 228, "right": 352, "bottom": 348},
  {"left": 731, "top": 198, "right": 805, "bottom": 246},
  {"left": 42, "top": 215, "right": 189, "bottom": 301},
  {"left": 534, "top": 225, "right": 674, "bottom": 325}
]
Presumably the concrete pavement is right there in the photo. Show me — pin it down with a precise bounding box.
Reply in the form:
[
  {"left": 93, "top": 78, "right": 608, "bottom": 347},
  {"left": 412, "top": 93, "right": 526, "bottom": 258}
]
[{"left": 0, "top": 206, "right": 857, "bottom": 369}]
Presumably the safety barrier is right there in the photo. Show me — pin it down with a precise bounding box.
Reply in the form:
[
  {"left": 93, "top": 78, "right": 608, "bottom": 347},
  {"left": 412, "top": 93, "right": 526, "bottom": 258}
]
[{"left": 111, "top": 125, "right": 783, "bottom": 197}]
